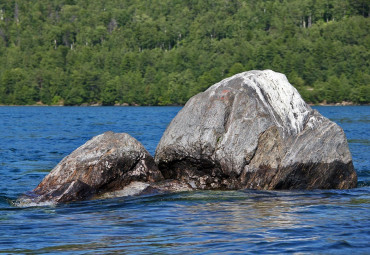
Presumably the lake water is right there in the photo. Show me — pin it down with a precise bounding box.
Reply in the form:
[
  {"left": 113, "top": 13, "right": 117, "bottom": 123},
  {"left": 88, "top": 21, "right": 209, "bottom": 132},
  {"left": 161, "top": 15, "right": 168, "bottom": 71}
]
[{"left": 0, "top": 106, "right": 369, "bottom": 254}]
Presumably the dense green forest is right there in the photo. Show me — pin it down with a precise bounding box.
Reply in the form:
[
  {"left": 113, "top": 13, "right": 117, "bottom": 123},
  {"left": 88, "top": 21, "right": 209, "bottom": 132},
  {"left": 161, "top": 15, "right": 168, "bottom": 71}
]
[{"left": 0, "top": 0, "right": 369, "bottom": 105}]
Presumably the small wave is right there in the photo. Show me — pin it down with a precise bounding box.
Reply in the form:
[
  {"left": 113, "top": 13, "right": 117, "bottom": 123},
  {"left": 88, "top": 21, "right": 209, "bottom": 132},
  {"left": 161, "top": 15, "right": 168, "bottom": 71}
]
[
  {"left": 357, "top": 180, "right": 370, "bottom": 188},
  {"left": 348, "top": 139, "right": 370, "bottom": 146},
  {"left": 11, "top": 191, "right": 56, "bottom": 208},
  {"left": 327, "top": 240, "right": 354, "bottom": 249},
  {"left": 12, "top": 182, "right": 151, "bottom": 207},
  {"left": 12, "top": 197, "right": 56, "bottom": 208},
  {"left": 357, "top": 169, "right": 370, "bottom": 177},
  {"left": 331, "top": 118, "right": 370, "bottom": 124},
  {"left": 0, "top": 194, "right": 13, "bottom": 206}
]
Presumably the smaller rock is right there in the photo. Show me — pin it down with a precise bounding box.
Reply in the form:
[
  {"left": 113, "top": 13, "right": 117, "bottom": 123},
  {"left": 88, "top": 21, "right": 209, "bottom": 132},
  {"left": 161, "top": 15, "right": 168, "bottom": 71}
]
[{"left": 21, "top": 131, "right": 163, "bottom": 204}]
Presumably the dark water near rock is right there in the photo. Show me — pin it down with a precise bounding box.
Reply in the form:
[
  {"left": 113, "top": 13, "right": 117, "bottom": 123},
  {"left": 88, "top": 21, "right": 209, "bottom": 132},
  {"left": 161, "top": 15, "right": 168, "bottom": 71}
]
[{"left": 0, "top": 106, "right": 369, "bottom": 254}]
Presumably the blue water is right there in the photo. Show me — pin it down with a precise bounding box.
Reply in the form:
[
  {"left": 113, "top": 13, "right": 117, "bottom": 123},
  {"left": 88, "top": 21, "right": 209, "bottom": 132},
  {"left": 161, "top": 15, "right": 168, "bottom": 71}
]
[{"left": 0, "top": 106, "right": 369, "bottom": 254}]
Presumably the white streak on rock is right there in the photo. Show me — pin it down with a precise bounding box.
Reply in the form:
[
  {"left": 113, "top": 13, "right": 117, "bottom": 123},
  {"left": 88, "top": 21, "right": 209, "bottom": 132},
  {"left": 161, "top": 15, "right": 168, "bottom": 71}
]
[
  {"left": 207, "top": 70, "right": 314, "bottom": 134},
  {"left": 306, "top": 115, "right": 322, "bottom": 129},
  {"left": 248, "top": 70, "right": 310, "bottom": 134},
  {"left": 207, "top": 70, "right": 312, "bottom": 134}
]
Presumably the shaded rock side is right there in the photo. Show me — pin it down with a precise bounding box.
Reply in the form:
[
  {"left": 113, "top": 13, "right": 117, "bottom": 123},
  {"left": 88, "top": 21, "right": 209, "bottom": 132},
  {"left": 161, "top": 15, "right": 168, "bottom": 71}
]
[
  {"left": 29, "top": 131, "right": 163, "bottom": 203},
  {"left": 155, "top": 70, "right": 357, "bottom": 190}
]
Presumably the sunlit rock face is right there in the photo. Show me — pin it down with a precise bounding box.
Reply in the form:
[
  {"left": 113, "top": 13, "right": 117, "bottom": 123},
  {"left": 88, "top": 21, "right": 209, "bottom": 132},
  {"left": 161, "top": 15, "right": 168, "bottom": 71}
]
[
  {"left": 17, "top": 70, "right": 358, "bottom": 206},
  {"left": 155, "top": 70, "right": 357, "bottom": 190},
  {"left": 26, "top": 132, "right": 163, "bottom": 204}
]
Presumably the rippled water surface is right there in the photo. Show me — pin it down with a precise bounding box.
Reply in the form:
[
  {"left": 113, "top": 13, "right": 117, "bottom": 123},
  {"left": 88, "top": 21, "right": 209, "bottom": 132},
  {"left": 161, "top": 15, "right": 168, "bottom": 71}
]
[{"left": 0, "top": 106, "right": 369, "bottom": 254}]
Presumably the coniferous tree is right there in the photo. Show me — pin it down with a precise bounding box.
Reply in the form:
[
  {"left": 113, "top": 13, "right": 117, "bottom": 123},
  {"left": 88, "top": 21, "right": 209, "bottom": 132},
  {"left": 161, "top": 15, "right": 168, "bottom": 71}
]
[{"left": 0, "top": 0, "right": 368, "bottom": 105}]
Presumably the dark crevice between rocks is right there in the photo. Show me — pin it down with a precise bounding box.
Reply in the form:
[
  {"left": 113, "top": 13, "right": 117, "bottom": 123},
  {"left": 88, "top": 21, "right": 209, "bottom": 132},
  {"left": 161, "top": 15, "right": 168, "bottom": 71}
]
[
  {"left": 237, "top": 143, "right": 259, "bottom": 187},
  {"left": 96, "top": 152, "right": 157, "bottom": 195},
  {"left": 157, "top": 156, "right": 238, "bottom": 190}
]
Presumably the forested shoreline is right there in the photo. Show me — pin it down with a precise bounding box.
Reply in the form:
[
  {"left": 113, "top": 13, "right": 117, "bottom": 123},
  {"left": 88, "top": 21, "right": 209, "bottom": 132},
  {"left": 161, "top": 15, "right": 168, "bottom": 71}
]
[{"left": 0, "top": 0, "right": 369, "bottom": 106}]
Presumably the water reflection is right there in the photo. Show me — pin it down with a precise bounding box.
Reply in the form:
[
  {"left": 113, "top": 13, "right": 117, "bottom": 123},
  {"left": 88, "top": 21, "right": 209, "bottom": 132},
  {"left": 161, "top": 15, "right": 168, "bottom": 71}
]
[
  {"left": 151, "top": 190, "right": 367, "bottom": 252},
  {"left": 170, "top": 191, "right": 311, "bottom": 244},
  {"left": 2, "top": 189, "right": 369, "bottom": 254}
]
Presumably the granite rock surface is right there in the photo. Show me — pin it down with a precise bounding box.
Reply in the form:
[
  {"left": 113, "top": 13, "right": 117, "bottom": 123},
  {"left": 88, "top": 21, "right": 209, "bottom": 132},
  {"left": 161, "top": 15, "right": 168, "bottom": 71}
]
[
  {"left": 28, "top": 131, "right": 163, "bottom": 203},
  {"left": 18, "top": 70, "right": 358, "bottom": 206},
  {"left": 155, "top": 70, "right": 357, "bottom": 190}
]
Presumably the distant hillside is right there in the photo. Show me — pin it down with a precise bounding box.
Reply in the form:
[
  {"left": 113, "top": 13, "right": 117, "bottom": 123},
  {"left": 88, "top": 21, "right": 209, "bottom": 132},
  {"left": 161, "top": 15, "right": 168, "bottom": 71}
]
[{"left": 0, "top": 0, "right": 369, "bottom": 105}]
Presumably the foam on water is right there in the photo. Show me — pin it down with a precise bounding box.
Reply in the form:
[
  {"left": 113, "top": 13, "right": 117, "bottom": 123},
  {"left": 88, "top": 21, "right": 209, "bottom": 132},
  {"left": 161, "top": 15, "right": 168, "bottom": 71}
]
[{"left": 12, "top": 197, "right": 56, "bottom": 208}]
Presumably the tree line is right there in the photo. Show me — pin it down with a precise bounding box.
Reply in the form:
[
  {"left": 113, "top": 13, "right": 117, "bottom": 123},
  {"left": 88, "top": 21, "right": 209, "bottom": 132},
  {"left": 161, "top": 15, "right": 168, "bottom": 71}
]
[{"left": 0, "top": 0, "right": 369, "bottom": 105}]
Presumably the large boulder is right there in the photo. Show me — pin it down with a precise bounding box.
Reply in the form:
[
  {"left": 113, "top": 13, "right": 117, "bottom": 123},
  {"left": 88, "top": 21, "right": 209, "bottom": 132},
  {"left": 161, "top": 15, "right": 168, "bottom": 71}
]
[
  {"left": 26, "top": 131, "right": 163, "bottom": 203},
  {"left": 155, "top": 70, "right": 357, "bottom": 190}
]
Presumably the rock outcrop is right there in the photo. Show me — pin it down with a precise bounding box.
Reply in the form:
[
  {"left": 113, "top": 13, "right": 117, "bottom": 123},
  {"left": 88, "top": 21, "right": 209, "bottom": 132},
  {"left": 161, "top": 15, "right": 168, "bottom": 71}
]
[
  {"left": 18, "top": 70, "right": 358, "bottom": 206},
  {"left": 155, "top": 70, "right": 357, "bottom": 190},
  {"left": 25, "top": 131, "right": 163, "bottom": 203}
]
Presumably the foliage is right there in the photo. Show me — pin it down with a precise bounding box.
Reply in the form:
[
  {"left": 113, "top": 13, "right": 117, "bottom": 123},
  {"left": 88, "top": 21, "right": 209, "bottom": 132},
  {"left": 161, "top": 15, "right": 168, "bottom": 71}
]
[{"left": 0, "top": 0, "right": 369, "bottom": 105}]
